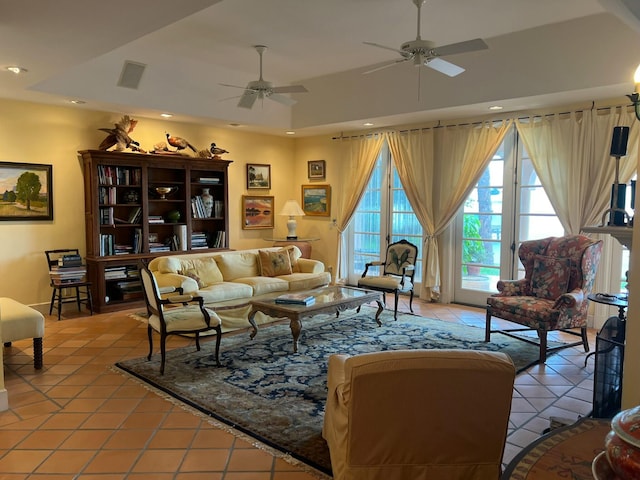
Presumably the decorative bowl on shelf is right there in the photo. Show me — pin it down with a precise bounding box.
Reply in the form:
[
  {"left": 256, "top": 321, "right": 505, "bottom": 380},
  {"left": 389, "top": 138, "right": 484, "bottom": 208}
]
[
  {"left": 154, "top": 186, "right": 177, "bottom": 199},
  {"left": 165, "top": 210, "right": 181, "bottom": 223}
]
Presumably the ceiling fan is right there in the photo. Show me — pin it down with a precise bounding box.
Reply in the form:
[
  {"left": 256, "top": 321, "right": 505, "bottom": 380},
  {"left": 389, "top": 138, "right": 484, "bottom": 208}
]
[
  {"left": 219, "top": 45, "right": 308, "bottom": 109},
  {"left": 363, "top": 0, "right": 488, "bottom": 76}
]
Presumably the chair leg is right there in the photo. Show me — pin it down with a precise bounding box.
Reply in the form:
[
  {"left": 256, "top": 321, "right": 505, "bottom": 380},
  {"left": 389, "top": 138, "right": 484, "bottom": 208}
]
[
  {"left": 214, "top": 325, "right": 222, "bottom": 367},
  {"left": 539, "top": 330, "right": 548, "bottom": 364},
  {"left": 580, "top": 326, "right": 590, "bottom": 353},
  {"left": 49, "top": 289, "right": 56, "bottom": 315},
  {"left": 485, "top": 310, "right": 492, "bottom": 342},
  {"left": 393, "top": 291, "right": 399, "bottom": 320},
  {"left": 408, "top": 289, "right": 414, "bottom": 314},
  {"left": 160, "top": 333, "right": 167, "bottom": 375},
  {"left": 33, "top": 337, "right": 43, "bottom": 369},
  {"left": 57, "top": 288, "right": 63, "bottom": 320},
  {"left": 75, "top": 286, "right": 82, "bottom": 312},
  {"left": 195, "top": 333, "right": 201, "bottom": 352},
  {"left": 147, "top": 325, "right": 153, "bottom": 361}
]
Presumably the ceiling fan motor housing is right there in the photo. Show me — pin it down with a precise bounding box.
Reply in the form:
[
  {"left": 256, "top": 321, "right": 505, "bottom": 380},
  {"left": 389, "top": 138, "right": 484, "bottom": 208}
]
[{"left": 401, "top": 39, "right": 437, "bottom": 55}]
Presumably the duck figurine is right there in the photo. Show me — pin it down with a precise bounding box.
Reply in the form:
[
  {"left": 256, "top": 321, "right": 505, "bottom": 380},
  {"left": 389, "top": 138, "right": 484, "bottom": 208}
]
[{"left": 210, "top": 142, "right": 229, "bottom": 159}]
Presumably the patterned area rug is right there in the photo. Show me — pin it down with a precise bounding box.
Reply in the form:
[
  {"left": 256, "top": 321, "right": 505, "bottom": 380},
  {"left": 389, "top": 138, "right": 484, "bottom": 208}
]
[{"left": 116, "top": 307, "right": 555, "bottom": 475}]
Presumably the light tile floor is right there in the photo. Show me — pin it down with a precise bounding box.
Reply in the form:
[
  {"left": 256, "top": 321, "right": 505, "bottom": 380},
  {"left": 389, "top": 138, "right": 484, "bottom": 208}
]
[{"left": 0, "top": 298, "right": 597, "bottom": 479}]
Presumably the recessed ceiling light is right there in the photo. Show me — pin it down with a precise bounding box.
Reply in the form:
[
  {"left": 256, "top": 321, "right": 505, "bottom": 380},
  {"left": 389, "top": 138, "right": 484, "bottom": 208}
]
[
  {"left": 285, "top": 131, "right": 296, "bottom": 135},
  {"left": 69, "top": 100, "right": 86, "bottom": 105},
  {"left": 363, "top": 122, "right": 374, "bottom": 127},
  {"left": 6, "top": 66, "right": 27, "bottom": 74},
  {"left": 160, "top": 113, "right": 173, "bottom": 118},
  {"left": 489, "top": 105, "right": 503, "bottom": 111}
]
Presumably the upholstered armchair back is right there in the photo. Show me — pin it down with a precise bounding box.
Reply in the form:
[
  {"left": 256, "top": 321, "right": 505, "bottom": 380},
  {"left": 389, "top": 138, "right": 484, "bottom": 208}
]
[
  {"left": 383, "top": 239, "right": 417, "bottom": 277},
  {"left": 322, "top": 349, "right": 515, "bottom": 480}
]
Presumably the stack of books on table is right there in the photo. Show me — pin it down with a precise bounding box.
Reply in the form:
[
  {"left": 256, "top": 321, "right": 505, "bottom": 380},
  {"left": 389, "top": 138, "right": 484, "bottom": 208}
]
[{"left": 275, "top": 293, "right": 316, "bottom": 306}]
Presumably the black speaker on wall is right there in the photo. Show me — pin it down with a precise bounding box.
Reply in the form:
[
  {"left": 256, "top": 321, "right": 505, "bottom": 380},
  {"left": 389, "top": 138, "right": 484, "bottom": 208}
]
[{"left": 610, "top": 126, "right": 630, "bottom": 156}]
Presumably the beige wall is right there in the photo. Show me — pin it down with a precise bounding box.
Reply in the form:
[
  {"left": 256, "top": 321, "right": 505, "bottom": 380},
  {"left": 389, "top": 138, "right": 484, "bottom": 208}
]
[{"left": 0, "top": 98, "right": 340, "bottom": 307}]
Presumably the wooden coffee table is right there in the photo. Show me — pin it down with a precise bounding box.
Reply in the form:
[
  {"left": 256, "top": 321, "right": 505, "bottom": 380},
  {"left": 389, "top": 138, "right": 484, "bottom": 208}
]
[{"left": 248, "top": 286, "right": 384, "bottom": 353}]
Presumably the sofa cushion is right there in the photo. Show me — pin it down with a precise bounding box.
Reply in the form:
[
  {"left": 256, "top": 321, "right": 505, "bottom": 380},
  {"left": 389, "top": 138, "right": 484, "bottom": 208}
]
[
  {"left": 530, "top": 255, "right": 571, "bottom": 300},
  {"left": 215, "top": 252, "right": 259, "bottom": 281},
  {"left": 182, "top": 270, "right": 205, "bottom": 288},
  {"left": 233, "top": 276, "right": 289, "bottom": 295},
  {"left": 258, "top": 249, "right": 292, "bottom": 277},
  {"left": 197, "top": 281, "right": 254, "bottom": 303},
  {"left": 279, "top": 271, "right": 332, "bottom": 291},
  {"left": 178, "top": 257, "right": 223, "bottom": 286},
  {"left": 156, "top": 256, "right": 181, "bottom": 274}
]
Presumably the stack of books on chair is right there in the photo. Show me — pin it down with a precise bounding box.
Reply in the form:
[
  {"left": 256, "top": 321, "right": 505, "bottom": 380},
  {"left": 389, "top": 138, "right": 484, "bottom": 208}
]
[
  {"left": 50, "top": 265, "right": 86, "bottom": 285},
  {"left": 275, "top": 293, "right": 316, "bottom": 306}
]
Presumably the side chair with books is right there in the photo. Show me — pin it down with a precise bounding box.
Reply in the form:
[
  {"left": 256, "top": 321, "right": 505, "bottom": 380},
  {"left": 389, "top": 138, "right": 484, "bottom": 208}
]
[{"left": 45, "top": 248, "right": 93, "bottom": 321}]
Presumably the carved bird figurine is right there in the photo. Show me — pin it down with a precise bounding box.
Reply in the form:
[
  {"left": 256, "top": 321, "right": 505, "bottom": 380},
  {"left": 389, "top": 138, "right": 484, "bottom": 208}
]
[
  {"left": 99, "top": 115, "right": 145, "bottom": 152},
  {"left": 166, "top": 133, "right": 196, "bottom": 152},
  {"left": 210, "top": 142, "right": 229, "bottom": 159}
]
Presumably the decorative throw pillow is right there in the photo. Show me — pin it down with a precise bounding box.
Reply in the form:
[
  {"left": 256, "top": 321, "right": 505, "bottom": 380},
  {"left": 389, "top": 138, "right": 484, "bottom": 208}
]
[
  {"left": 180, "top": 269, "right": 205, "bottom": 289},
  {"left": 283, "top": 245, "right": 301, "bottom": 273},
  {"left": 530, "top": 255, "right": 572, "bottom": 300},
  {"left": 258, "top": 249, "right": 293, "bottom": 277}
]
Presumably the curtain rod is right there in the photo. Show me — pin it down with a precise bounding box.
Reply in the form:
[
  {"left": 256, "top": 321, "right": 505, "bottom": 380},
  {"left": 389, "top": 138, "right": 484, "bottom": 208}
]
[{"left": 331, "top": 101, "right": 633, "bottom": 140}]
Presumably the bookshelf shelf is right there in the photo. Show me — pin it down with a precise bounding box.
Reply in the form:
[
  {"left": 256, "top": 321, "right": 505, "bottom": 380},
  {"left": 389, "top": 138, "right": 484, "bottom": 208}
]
[{"left": 80, "top": 149, "right": 231, "bottom": 312}]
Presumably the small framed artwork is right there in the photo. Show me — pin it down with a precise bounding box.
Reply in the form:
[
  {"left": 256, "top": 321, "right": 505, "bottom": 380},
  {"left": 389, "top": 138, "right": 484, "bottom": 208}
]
[
  {"left": 0, "top": 161, "right": 53, "bottom": 221},
  {"left": 148, "top": 233, "right": 159, "bottom": 243},
  {"left": 246, "top": 163, "right": 271, "bottom": 189},
  {"left": 308, "top": 160, "right": 326, "bottom": 179},
  {"left": 242, "top": 195, "right": 275, "bottom": 229},
  {"left": 301, "top": 184, "right": 331, "bottom": 217}
]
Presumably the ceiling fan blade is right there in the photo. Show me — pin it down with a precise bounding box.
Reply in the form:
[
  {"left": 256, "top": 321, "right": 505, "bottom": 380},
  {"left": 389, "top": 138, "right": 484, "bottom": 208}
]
[
  {"left": 432, "top": 38, "right": 488, "bottom": 57},
  {"left": 425, "top": 57, "right": 465, "bottom": 77},
  {"left": 271, "top": 85, "right": 308, "bottom": 94},
  {"left": 362, "top": 58, "right": 410, "bottom": 75},
  {"left": 219, "top": 93, "right": 244, "bottom": 102},
  {"left": 267, "top": 93, "right": 297, "bottom": 107},
  {"left": 363, "top": 41, "right": 409, "bottom": 56},
  {"left": 238, "top": 91, "right": 258, "bottom": 109},
  {"left": 219, "top": 82, "right": 250, "bottom": 91}
]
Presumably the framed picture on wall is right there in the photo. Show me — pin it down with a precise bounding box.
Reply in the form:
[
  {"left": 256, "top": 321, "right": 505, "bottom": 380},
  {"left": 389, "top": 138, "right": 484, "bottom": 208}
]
[
  {"left": 246, "top": 164, "right": 271, "bottom": 189},
  {"left": 242, "top": 195, "right": 275, "bottom": 229},
  {"left": 301, "top": 184, "right": 331, "bottom": 217},
  {"left": 0, "top": 161, "right": 53, "bottom": 221},
  {"left": 308, "top": 160, "right": 326, "bottom": 179}
]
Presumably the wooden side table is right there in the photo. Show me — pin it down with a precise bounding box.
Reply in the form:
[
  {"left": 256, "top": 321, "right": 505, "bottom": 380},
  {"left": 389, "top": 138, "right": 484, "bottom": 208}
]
[
  {"left": 502, "top": 417, "right": 610, "bottom": 479},
  {"left": 268, "top": 238, "right": 319, "bottom": 259}
]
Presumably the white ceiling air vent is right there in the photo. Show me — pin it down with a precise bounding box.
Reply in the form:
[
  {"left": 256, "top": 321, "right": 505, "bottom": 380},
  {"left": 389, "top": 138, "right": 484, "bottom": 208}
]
[{"left": 117, "top": 60, "right": 146, "bottom": 89}]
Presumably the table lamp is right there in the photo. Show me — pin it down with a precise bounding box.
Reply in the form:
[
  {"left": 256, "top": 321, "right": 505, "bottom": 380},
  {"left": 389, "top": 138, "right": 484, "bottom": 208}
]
[{"left": 279, "top": 200, "right": 305, "bottom": 239}]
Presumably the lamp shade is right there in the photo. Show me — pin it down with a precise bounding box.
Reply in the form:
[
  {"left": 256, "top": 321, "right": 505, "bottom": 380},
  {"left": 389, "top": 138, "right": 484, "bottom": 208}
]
[{"left": 279, "top": 200, "right": 305, "bottom": 217}]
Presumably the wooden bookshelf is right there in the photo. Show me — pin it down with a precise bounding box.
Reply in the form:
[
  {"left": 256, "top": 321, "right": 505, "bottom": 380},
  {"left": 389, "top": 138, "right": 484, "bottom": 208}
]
[{"left": 79, "top": 150, "right": 231, "bottom": 312}]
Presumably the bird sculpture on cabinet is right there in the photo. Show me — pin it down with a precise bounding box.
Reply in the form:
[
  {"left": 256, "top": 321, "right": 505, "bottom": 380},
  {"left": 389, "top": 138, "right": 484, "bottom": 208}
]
[
  {"left": 210, "top": 142, "right": 229, "bottom": 159},
  {"left": 98, "top": 115, "right": 145, "bottom": 152},
  {"left": 165, "top": 133, "right": 196, "bottom": 152}
]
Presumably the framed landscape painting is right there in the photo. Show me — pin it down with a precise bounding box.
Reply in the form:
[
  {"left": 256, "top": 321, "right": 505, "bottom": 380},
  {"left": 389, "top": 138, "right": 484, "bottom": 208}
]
[
  {"left": 301, "top": 184, "right": 331, "bottom": 217},
  {"left": 246, "top": 164, "right": 271, "bottom": 189},
  {"left": 242, "top": 195, "right": 274, "bottom": 229},
  {"left": 0, "top": 161, "right": 53, "bottom": 221}
]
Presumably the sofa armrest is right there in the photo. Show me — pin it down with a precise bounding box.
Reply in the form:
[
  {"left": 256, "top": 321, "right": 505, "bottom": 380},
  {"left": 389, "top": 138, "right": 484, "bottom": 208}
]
[
  {"left": 154, "top": 272, "right": 199, "bottom": 294},
  {"left": 297, "top": 258, "right": 325, "bottom": 274},
  {"left": 553, "top": 289, "right": 584, "bottom": 310}
]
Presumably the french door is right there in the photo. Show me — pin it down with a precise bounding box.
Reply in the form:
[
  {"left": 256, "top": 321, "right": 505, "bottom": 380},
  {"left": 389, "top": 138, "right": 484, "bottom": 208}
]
[
  {"left": 453, "top": 127, "right": 564, "bottom": 306},
  {"left": 347, "top": 146, "right": 423, "bottom": 289}
]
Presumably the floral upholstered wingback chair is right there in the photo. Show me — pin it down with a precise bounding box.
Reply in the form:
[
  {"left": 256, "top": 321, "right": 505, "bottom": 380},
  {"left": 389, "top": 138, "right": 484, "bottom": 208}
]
[{"left": 485, "top": 235, "right": 603, "bottom": 363}]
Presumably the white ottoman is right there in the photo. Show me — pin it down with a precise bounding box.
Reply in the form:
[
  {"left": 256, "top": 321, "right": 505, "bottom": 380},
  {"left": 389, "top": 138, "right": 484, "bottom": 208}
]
[{"left": 0, "top": 297, "right": 45, "bottom": 369}]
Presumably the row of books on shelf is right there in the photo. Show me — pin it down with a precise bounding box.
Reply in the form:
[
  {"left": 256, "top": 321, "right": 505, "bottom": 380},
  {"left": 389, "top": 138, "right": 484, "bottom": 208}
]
[
  {"left": 49, "top": 265, "right": 87, "bottom": 284},
  {"left": 191, "top": 231, "right": 225, "bottom": 249},
  {"left": 148, "top": 215, "right": 164, "bottom": 224},
  {"left": 191, "top": 197, "right": 224, "bottom": 218},
  {"left": 275, "top": 293, "right": 316, "bottom": 306},
  {"left": 197, "top": 177, "right": 220, "bottom": 184},
  {"left": 99, "top": 229, "right": 225, "bottom": 256},
  {"left": 98, "top": 186, "right": 117, "bottom": 205},
  {"left": 98, "top": 165, "right": 141, "bottom": 186},
  {"left": 99, "top": 206, "right": 142, "bottom": 226},
  {"left": 104, "top": 265, "right": 140, "bottom": 280}
]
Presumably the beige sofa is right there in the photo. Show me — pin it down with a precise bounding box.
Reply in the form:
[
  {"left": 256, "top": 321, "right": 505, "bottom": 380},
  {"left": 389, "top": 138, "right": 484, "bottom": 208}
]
[{"left": 147, "top": 246, "right": 331, "bottom": 332}]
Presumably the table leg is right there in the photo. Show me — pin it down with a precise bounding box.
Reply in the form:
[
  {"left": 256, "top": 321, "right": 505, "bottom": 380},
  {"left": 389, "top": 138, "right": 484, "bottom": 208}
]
[
  {"left": 248, "top": 309, "right": 258, "bottom": 339},
  {"left": 375, "top": 300, "right": 384, "bottom": 326},
  {"left": 290, "top": 317, "right": 302, "bottom": 353}
]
